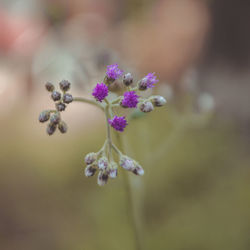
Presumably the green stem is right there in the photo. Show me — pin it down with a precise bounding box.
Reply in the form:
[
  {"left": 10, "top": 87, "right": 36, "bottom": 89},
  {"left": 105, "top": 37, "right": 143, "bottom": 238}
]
[
  {"left": 115, "top": 133, "right": 142, "bottom": 250},
  {"left": 73, "top": 97, "right": 104, "bottom": 110}
]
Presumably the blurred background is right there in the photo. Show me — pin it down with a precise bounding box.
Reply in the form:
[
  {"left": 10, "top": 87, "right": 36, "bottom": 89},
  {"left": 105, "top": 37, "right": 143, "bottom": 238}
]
[{"left": 1, "top": 0, "right": 250, "bottom": 249}]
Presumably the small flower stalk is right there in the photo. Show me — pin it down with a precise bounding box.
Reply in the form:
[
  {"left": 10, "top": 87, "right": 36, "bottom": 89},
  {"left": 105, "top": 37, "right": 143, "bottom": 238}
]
[{"left": 38, "top": 64, "right": 167, "bottom": 185}]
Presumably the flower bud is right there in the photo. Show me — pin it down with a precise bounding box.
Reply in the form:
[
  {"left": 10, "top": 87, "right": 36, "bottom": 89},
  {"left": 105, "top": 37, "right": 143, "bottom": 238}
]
[
  {"left": 119, "top": 156, "right": 135, "bottom": 171},
  {"left": 85, "top": 165, "right": 97, "bottom": 177},
  {"left": 139, "top": 101, "right": 154, "bottom": 113},
  {"left": 109, "top": 162, "right": 118, "bottom": 179},
  {"left": 50, "top": 112, "right": 60, "bottom": 125},
  {"left": 98, "top": 157, "right": 108, "bottom": 170},
  {"left": 51, "top": 91, "right": 61, "bottom": 101},
  {"left": 58, "top": 121, "right": 67, "bottom": 133},
  {"left": 132, "top": 164, "right": 144, "bottom": 176},
  {"left": 151, "top": 96, "right": 166, "bottom": 107},
  {"left": 63, "top": 93, "right": 73, "bottom": 104},
  {"left": 85, "top": 152, "right": 97, "bottom": 165},
  {"left": 45, "top": 82, "right": 54, "bottom": 92},
  {"left": 56, "top": 102, "right": 66, "bottom": 112},
  {"left": 138, "top": 78, "right": 148, "bottom": 91},
  {"left": 97, "top": 171, "right": 109, "bottom": 186},
  {"left": 39, "top": 110, "right": 50, "bottom": 123},
  {"left": 123, "top": 73, "right": 133, "bottom": 86},
  {"left": 46, "top": 123, "right": 57, "bottom": 135},
  {"left": 59, "top": 80, "right": 71, "bottom": 92}
]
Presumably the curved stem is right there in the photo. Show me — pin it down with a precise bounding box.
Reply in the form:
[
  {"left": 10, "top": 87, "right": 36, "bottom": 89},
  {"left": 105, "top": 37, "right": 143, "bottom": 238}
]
[
  {"left": 73, "top": 97, "right": 104, "bottom": 110},
  {"left": 115, "top": 133, "right": 143, "bottom": 250}
]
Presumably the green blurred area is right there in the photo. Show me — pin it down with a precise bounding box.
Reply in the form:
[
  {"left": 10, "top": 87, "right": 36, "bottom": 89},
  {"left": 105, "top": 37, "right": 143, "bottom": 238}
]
[{"left": 1, "top": 105, "right": 250, "bottom": 250}]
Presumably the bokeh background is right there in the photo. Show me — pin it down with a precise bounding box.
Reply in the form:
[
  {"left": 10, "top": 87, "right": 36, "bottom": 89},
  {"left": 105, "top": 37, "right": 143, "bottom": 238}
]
[{"left": 1, "top": 0, "right": 250, "bottom": 249}]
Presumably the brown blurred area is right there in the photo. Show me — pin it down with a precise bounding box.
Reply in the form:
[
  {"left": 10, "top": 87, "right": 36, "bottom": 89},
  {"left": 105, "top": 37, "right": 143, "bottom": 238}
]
[{"left": 1, "top": 0, "right": 250, "bottom": 250}]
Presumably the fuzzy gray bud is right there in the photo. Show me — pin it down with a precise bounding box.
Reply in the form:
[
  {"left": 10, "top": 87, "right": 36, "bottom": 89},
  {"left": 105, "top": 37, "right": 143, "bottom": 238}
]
[
  {"left": 109, "top": 162, "right": 118, "bottom": 179},
  {"left": 46, "top": 123, "right": 56, "bottom": 135},
  {"left": 151, "top": 96, "right": 166, "bottom": 107},
  {"left": 98, "top": 157, "right": 108, "bottom": 170},
  {"left": 123, "top": 73, "right": 133, "bottom": 86},
  {"left": 139, "top": 101, "right": 154, "bottom": 113},
  {"left": 119, "top": 156, "right": 135, "bottom": 171},
  {"left": 50, "top": 112, "right": 60, "bottom": 125},
  {"left": 56, "top": 102, "right": 66, "bottom": 112},
  {"left": 85, "top": 152, "right": 97, "bottom": 165},
  {"left": 63, "top": 93, "right": 73, "bottom": 104},
  {"left": 132, "top": 164, "right": 144, "bottom": 176},
  {"left": 85, "top": 165, "right": 97, "bottom": 177},
  {"left": 97, "top": 171, "right": 109, "bottom": 186},
  {"left": 51, "top": 91, "right": 61, "bottom": 101},
  {"left": 39, "top": 110, "right": 50, "bottom": 123},
  {"left": 59, "top": 80, "right": 71, "bottom": 92},
  {"left": 138, "top": 78, "right": 148, "bottom": 91},
  {"left": 58, "top": 121, "right": 67, "bottom": 133},
  {"left": 45, "top": 82, "right": 54, "bottom": 92}
]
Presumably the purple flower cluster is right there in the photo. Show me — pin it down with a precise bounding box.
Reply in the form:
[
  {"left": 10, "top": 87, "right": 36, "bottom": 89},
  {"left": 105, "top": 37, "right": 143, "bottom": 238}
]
[
  {"left": 142, "top": 72, "right": 159, "bottom": 89},
  {"left": 108, "top": 116, "right": 128, "bottom": 132},
  {"left": 92, "top": 83, "right": 108, "bottom": 102},
  {"left": 121, "top": 91, "right": 139, "bottom": 108},
  {"left": 106, "top": 64, "right": 123, "bottom": 80}
]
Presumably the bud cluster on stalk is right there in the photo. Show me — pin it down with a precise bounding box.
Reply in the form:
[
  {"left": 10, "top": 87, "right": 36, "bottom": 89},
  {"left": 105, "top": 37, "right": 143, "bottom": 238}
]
[{"left": 38, "top": 80, "right": 73, "bottom": 135}]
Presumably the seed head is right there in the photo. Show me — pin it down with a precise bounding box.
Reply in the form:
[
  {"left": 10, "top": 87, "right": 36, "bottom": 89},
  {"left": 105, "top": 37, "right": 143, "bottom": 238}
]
[
  {"left": 63, "top": 93, "right": 73, "bottom": 104},
  {"left": 123, "top": 73, "right": 133, "bottom": 86},
  {"left": 58, "top": 121, "right": 67, "bottom": 133},
  {"left": 51, "top": 91, "right": 61, "bottom": 101},
  {"left": 59, "top": 80, "right": 71, "bottom": 92},
  {"left": 39, "top": 110, "right": 50, "bottom": 123},
  {"left": 45, "top": 82, "right": 54, "bottom": 92}
]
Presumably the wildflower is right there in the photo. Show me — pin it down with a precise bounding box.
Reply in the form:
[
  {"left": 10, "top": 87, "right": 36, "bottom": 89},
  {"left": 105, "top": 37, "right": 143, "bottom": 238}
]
[
  {"left": 108, "top": 116, "right": 128, "bottom": 132},
  {"left": 85, "top": 165, "right": 97, "bottom": 177},
  {"left": 139, "top": 72, "right": 158, "bottom": 90},
  {"left": 58, "top": 121, "right": 67, "bottom": 133},
  {"left": 151, "top": 96, "right": 166, "bottom": 107},
  {"left": 51, "top": 91, "right": 61, "bottom": 101},
  {"left": 106, "top": 64, "right": 123, "bottom": 81},
  {"left": 139, "top": 101, "right": 154, "bottom": 113},
  {"left": 85, "top": 152, "right": 97, "bottom": 165},
  {"left": 39, "top": 110, "right": 50, "bottom": 123},
  {"left": 63, "top": 93, "right": 73, "bottom": 104},
  {"left": 121, "top": 91, "right": 139, "bottom": 108},
  {"left": 92, "top": 83, "right": 108, "bottom": 102},
  {"left": 59, "top": 80, "right": 71, "bottom": 92},
  {"left": 45, "top": 82, "right": 54, "bottom": 92},
  {"left": 123, "top": 73, "right": 133, "bottom": 86},
  {"left": 97, "top": 171, "right": 109, "bottom": 186}
]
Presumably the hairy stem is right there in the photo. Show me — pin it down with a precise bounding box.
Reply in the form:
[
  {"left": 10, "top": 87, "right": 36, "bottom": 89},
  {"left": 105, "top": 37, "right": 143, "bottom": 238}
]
[
  {"left": 73, "top": 97, "right": 104, "bottom": 110},
  {"left": 104, "top": 101, "right": 112, "bottom": 161},
  {"left": 116, "top": 133, "right": 142, "bottom": 250}
]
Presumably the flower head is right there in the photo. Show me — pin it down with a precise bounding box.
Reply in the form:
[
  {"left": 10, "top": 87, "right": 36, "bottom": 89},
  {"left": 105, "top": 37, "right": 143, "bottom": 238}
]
[
  {"left": 121, "top": 91, "right": 139, "bottom": 108},
  {"left": 106, "top": 64, "right": 123, "bottom": 80},
  {"left": 92, "top": 82, "right": 108, "bottom": 102},
  {"left": 108, "top": 116, "right": 128, "bottom": 132},
  {"left": 139, "top": 72, "right": 159, "bottom": 90}
]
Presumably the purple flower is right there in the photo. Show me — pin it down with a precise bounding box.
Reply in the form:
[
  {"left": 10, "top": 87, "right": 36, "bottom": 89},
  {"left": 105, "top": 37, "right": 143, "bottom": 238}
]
[
  {"left": 139, "top": 72, "right": 159, "bottom": 90},
  {"left": 92, "top": 83, "right": 108, "bottom": 102},
  {"left": 108, "top": 116, "right": 128, "bottom": 132},
  {"left": 121, "top": 91, "right": 139, "bottom": 108},
  {"left": 106, "top": 64, "right": 123, "bottom": 80}
]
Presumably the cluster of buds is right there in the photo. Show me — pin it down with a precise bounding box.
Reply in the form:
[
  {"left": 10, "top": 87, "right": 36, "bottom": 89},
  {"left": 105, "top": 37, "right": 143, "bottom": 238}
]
[
  {"left": 39, "top": 63, "right": 167, "bottom": 186},
  {"left": 38, "top": 80, "right": 73, "bottom": 135}
]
